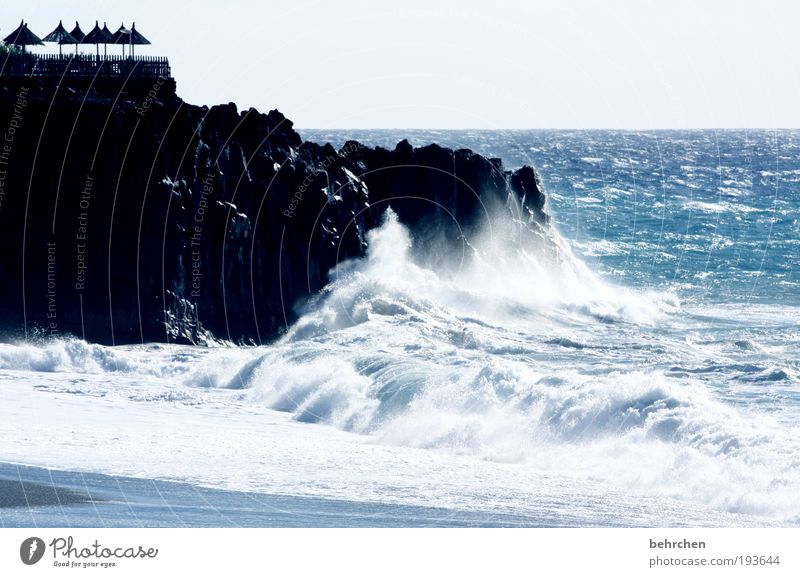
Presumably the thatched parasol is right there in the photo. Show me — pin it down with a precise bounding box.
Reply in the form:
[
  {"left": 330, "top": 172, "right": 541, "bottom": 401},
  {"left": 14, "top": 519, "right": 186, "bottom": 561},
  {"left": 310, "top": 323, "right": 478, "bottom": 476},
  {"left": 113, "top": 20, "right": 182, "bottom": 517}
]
[
  {"left": 43, "top": 20, "right": 79, "bottom": 57},
  {"left": 69, "top": 22, "right": 86, "bottom": 43},
  {"left": 3, "top": 20, "right": 44, "bottom": 53},
  {"left": 81, "top": 20, "right": 113, "bottom": 57},
  {"left": 112, "top": 23, "right": 131, "bottom": 57},
  {"left": 101, "top": 23, "right": 114, "bottom": 57},
  {"left": 127, "top": 22, "right": 151, "bottom": 58}
]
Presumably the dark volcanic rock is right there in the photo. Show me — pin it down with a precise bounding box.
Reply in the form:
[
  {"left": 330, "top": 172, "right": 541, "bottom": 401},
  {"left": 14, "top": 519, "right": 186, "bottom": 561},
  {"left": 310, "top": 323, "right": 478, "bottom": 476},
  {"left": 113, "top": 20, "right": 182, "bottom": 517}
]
[{"left": 0, "top": 76, "right": 548, "bottom": 345}]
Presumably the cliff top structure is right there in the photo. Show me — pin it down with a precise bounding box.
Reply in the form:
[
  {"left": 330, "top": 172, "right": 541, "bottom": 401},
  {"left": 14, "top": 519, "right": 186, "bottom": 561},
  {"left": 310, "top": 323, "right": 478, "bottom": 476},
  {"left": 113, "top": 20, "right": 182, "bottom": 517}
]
[{"left": 2, "top": 20, "right": 169, "bottom": 79}]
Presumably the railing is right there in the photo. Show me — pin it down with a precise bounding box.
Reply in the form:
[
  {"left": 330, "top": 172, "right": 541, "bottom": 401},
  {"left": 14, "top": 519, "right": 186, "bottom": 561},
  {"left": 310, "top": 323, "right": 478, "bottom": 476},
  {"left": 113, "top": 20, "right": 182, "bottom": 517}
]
[{"left": 1, "top": 53, "right": 171, "bottom": 78}]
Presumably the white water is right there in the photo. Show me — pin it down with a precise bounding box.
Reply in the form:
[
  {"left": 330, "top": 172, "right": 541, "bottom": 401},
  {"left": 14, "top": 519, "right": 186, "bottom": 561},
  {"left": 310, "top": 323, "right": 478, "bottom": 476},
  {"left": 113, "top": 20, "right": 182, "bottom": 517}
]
[{"left": 1, "top": 210, "right": 798, "bottom": 526}]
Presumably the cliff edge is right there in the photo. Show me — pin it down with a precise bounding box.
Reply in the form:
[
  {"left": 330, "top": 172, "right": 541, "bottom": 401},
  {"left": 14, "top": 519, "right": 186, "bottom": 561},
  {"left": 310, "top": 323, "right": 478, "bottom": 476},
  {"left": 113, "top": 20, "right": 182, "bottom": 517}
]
[{"left": 0, "top": 77, "right": 548, "bottom": 344}]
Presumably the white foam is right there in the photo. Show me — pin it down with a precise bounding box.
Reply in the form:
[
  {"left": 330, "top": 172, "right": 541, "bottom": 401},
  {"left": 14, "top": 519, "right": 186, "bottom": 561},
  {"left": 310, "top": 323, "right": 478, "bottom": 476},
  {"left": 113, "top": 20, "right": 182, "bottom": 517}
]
[{"left": 0, "top": 210, "right": 796, "bottom": 525}]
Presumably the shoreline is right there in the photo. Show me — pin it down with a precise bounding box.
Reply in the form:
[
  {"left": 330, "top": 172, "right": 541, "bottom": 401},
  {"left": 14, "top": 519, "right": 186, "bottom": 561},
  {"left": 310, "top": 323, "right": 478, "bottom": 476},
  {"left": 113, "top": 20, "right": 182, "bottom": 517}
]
[{"left": 0, "top": 461, "right": 551, "bottom": 528}]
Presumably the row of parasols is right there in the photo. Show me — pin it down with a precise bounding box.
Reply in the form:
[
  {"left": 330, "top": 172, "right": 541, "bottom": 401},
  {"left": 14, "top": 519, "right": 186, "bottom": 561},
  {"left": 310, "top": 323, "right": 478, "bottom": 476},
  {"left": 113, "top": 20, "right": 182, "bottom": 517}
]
[{"left": 3, "top": 20, "right": 151, "bottom": 58}]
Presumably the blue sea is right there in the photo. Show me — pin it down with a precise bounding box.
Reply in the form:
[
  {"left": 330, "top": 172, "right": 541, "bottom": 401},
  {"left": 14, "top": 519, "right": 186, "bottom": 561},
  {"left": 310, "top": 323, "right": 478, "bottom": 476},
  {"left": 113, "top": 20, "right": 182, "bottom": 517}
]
[
  {"left": 306, "top": 129, "right": 799, "bottom": 306},
  {"left": 1, "top": 130, "right": 798, "bottom": 527}
]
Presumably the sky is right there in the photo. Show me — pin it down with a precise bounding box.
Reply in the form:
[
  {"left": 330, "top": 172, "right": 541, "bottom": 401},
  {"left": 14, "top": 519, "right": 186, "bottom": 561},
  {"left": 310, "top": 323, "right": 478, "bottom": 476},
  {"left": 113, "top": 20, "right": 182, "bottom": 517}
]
[{"left": 6, "top": 0, "right": 800, "bottom": 128}]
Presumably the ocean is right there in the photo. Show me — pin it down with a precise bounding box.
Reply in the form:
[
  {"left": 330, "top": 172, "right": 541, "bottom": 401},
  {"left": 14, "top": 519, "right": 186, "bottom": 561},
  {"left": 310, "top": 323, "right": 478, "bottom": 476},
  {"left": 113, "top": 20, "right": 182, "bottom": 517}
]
[{"left": 1, "top": 130, "right": 798, "bottom": 527}]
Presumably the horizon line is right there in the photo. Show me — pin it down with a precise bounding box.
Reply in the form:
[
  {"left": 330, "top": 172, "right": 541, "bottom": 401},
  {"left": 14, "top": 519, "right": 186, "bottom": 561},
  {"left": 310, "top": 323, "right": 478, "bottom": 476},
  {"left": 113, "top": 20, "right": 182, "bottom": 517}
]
[{"left": 294, "top": 126, "right": 800, "bottom": 132}]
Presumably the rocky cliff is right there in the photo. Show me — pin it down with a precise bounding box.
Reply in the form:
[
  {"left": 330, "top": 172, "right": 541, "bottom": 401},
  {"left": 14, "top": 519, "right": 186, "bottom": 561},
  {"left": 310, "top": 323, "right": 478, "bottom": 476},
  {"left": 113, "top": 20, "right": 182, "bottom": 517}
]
[{"left": 0, "top": 76, "right": 548, "bottom": 344}]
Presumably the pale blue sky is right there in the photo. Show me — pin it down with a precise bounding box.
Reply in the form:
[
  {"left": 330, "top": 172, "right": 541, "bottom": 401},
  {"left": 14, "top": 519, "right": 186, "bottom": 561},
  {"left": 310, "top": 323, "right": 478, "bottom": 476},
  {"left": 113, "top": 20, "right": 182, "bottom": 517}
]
[{"left": 6, "top": 0, "right": 799, "bottom": 128}]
